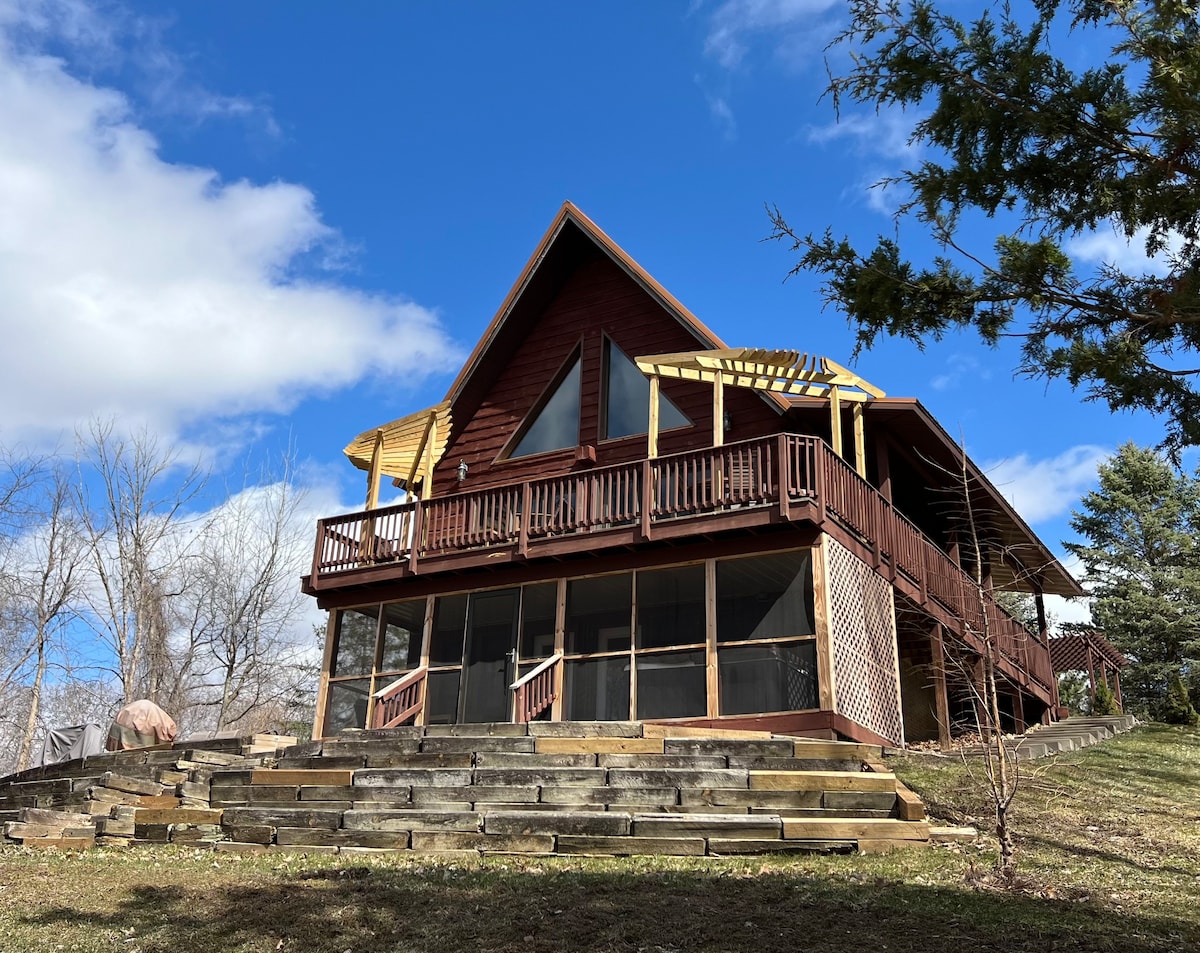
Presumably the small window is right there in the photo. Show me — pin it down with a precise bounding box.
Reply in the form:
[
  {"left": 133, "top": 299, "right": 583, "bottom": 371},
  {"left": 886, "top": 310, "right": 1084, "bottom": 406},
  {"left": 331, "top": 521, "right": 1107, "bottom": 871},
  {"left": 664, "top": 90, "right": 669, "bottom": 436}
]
[
  {"left": 603, "top": 338, "right": 689, "bottom": 440},
  {"left": 511, "top": 354, "right": 581, "bottom": 458}
]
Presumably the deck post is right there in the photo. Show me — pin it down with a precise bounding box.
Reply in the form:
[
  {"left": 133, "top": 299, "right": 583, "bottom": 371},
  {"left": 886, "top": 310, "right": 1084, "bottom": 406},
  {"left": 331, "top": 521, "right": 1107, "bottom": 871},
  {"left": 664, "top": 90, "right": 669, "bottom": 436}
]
[
  {"left": 777, "top": 433, "right": 791, "bottom": 520},
  {"left": 930, "top": 622, "right": 952, "bottom": 750},
  {"left": 712, "top": 370, "right": 725, "bottom": 448},
  {"left": 551, "top": 578, "right": 566, "bottom": 721},
  {"left": 640, "top": 459, "right": 653, "bottom": 540}
]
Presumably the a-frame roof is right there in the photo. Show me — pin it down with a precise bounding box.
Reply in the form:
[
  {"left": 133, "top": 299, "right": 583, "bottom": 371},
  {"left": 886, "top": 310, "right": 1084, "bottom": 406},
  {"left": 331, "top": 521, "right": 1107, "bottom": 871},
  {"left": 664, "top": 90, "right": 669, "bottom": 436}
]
[{"left": 444, "top": 202, "right": 789, "bottom": 417}]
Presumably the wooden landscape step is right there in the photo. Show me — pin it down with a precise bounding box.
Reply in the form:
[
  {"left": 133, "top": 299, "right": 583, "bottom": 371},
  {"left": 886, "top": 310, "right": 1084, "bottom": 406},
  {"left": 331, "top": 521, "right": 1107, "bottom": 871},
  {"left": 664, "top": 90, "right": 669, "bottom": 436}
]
[{"left": 0, "top": 723, "right": 929, "bottom": 856}]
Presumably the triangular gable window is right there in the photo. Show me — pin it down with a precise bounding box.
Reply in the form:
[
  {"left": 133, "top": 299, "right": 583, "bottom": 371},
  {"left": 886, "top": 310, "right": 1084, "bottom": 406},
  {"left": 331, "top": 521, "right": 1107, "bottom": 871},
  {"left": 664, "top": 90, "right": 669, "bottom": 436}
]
[
  {"left": 603, "top": 339, "right": 689, "bottom": 440},
  {"left": 510, "top": 353, "right": 581, "bottom": 458}
]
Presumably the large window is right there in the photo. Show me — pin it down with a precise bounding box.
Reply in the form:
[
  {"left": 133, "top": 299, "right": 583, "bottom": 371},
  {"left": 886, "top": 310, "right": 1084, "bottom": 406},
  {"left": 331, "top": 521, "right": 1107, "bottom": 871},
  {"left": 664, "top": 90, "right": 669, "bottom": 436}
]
[
  {"left": 564, "top": 574, "right": 632, "bottom": 720},
  {"left": 602, "top": 338, "right": 689, "bottom": 440},
  {"left": 511, "top": 353, "right": 581, "bottom": 458}
]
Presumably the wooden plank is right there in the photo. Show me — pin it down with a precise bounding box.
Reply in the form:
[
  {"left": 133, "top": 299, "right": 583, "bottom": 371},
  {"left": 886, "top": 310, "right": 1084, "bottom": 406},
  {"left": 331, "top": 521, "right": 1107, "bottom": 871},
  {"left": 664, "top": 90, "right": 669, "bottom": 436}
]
[
  {"left": 748, "top": 770, "right": 897, "bottom": 793},
  {"left": 647, "top": 373, "right": 660, "bottom": 459},
  {"left": 251, "top": 769, "right": 354, "bottom": 787},
  {"left": 133, "top": 808, "right": 223, "bottom": 825},
  {"left": 780, "top": 818, "right": 930, "bottom": 840},
  {"left": 555, "top": 835, "right": 706, "bottom": 856},
  {"left": 895, "top": 786, "right": 926, "bottom": 821},
  {"left": 641, "top": 724, "right": 771, "bottom": 740},
  {"left": 705, "top": 557, "right": 719, "bottom": 718},
  {"left": 790, "top": 741, "right": 876, "bottom": 761},
  {"left": 533, "top": 738, "right": 663, "bottom": 755}
]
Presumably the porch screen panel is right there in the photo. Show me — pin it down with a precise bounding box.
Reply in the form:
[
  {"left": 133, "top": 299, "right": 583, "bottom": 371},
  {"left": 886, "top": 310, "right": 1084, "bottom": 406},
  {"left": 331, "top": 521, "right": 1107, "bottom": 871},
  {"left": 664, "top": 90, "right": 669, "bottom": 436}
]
[
  {"left": 325, "top": 677, "right": 371, "bottom": 733},
  {"left": 564, "top": 574, "right": 632, "bottom": 720},
  {"left": 380, "top": 600, "right": 425, "bottom": 672},
  {"left": 824, "top": 537, "right": 903, "bottom": 745},
  {"left": 331, "top": 607, "right": 380, "bottom": 676},
  {"left": 715, "top": 551, "right": 818, "bottom": 716}
]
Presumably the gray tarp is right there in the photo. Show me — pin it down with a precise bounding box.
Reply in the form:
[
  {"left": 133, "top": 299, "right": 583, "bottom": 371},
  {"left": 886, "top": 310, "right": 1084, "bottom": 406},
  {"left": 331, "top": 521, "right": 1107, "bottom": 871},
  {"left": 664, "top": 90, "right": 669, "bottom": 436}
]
[{"left": 38, "top": 723, "right": 106, "bottom": 767}]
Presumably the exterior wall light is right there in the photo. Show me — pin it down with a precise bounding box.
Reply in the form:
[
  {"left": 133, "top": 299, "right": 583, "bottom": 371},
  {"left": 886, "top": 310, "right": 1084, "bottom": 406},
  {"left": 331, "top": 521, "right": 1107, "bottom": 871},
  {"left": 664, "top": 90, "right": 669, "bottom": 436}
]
[{"left": 457, "top": 459, "right": 469, "bottom": 483}]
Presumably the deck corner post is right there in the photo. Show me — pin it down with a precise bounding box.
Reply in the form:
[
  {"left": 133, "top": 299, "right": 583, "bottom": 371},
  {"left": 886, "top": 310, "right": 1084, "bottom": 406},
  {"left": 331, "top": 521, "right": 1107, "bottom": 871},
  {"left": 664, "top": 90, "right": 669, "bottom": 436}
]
[{"left": 640, "top": 458, "right": 653, "bottom": 540}]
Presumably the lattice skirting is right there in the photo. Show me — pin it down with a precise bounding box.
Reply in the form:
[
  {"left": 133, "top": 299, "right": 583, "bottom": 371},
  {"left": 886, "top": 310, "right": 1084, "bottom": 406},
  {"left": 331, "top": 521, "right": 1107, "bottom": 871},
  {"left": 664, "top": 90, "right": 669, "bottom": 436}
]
[{"left": 823, "top": 536, "right": 904, "bottom": 746}]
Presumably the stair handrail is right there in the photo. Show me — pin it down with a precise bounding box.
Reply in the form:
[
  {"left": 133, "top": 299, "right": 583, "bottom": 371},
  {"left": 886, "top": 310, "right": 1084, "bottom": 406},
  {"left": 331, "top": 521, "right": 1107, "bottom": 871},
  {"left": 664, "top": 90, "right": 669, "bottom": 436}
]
[
  {"left": 510, "top": 653, "right": 562, "bottom": 723},
  {"left": 372, "top": 665, "right": 428, "bottom": 729}
]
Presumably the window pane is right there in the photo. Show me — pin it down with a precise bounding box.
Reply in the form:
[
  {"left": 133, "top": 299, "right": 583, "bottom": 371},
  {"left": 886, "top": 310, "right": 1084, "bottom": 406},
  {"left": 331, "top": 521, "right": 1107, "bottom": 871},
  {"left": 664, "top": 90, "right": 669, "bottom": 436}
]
[
  {"left": 636, "top": 650, "right": 707, "bottom": 719},
  {"left": 332, "top": 608, "right": 379, "bottom": 677},
  {"left": 637, "top": 565, "right": 705, "bottom": 649},
  {"left": 565, "top": 657, "right": 630, "bottom": 720},
  {"left": 430, "top": 594, "right": 467, "bottom": 666},
  {"left": 716, "top": 551, "right": 814, "bottom": 643},
  {"left": 520, "top": 583, "right": 557, "bottom": 659},
  {"left": 325, "top": 678, "right": 371, "bottom": 733},
  {"left": 512, "top": 356, "right": 580, "bottom": 457},
  {"left": 719, "top": 641, "right": 818, "bottom": 715},
  {"left": 604, "top": 339, "right": 689, "bottom": 439},
  {"left": 380, "top": 600, "right": 425, "bottom": 672},
  {"left": 565, "top": 574, "right": 631, "bottom": 655},
  {"left": 426, "top": 670, "right": 461, "bottom": 725}
]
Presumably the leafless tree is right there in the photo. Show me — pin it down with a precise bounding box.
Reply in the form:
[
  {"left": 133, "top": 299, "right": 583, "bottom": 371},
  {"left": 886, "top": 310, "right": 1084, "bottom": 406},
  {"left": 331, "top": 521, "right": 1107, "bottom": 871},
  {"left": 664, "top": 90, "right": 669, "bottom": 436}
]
[
  {"left": 177, "top": 462, "right": 313, "bottom": 733},
  {"left": 74, "top": 419, "right": 208, "bottom": 707},
  {"left": 13, "top": 467, "right": 85, "bottom": 771}
]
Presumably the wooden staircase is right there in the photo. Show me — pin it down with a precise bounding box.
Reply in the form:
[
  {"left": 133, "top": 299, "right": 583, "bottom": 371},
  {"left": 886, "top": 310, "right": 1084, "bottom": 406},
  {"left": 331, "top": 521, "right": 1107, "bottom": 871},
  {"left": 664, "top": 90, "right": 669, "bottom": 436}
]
[{"left": 204, "top": 723, "right": 930, "bottom": 856}]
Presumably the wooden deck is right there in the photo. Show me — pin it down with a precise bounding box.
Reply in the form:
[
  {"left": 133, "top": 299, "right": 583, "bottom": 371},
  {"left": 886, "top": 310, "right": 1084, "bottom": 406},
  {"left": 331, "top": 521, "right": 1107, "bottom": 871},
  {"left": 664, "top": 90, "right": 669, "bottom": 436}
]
[{"left": 306, "top": 433, "right": 1055, "bottom": 704}]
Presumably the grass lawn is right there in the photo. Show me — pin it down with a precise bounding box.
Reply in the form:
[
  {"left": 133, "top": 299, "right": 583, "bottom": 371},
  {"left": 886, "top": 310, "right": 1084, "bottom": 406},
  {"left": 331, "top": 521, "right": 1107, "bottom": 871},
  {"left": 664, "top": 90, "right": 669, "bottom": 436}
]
[{"left": 0, "top": 723, "right": 1196, "bottom": 953}]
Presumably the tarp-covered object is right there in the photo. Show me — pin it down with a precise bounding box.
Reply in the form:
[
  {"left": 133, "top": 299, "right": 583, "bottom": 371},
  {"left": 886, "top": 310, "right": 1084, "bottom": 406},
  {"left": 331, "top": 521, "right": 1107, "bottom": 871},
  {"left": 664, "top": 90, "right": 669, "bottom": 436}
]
[
  {"left": 38, "top": 723, "right": 106, "bottom": 767},
  {"left": 106, "top": 699, "right": 178, "bottom": 751}
]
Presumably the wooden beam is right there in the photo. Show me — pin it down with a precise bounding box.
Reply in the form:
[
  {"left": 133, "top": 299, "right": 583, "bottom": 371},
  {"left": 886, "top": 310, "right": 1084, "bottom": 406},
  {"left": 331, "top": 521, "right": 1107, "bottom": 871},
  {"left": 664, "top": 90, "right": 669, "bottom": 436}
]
[
  {"left": 312, "top": 611, "right": 339, "bottom": 740},
  {"left": 366, "top": 430, "right": 384, "bottom": 510},
  {"left": 551, "top": 578, "right": 566, "bottom": 721},
  {"left": 829, "top": 386, "right": 843, "bottom": 458},
  {"left": 930, "top": 623, "right": 952, "bottom": 750},
  {"left": 647, "top": 373, "right": 660, "bottom": 460},
  {"left": 813, "top": 536, "right": 837, "bottom": 713},
  {"left": 712, "top": 370, "right": 725, "bottom": 448},
  {"left": 414, "top": 596, "right": 434, "bottom": 727},
  {"left": 706, "top": 558, "right": 719, "bottom": 719},
  {"left": 852, "top": 402, "right": 866, "bottom": 478}
]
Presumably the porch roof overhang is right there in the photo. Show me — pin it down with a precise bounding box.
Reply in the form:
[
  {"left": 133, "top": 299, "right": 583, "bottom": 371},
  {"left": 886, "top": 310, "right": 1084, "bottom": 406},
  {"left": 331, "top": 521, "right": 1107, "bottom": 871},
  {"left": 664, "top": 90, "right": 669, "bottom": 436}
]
[
  {"left": 344, "top": 401, "right": 452, "bottom": 501},
  {"left": 787, "top": 395, "right": 1084, "bottom": 598}
]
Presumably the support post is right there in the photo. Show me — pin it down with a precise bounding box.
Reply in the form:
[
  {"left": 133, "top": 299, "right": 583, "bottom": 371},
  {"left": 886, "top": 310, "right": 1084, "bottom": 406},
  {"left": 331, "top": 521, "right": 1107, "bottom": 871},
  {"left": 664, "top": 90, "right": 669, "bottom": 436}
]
[
  {"left": 705, "top": 558, "right": 719, "bottom": 718},
  {"left": 852, "top": 401, "right": 866, "bottom": 478},
  {"left": 931, "top": 623, "right": 952, "bottom": 750},
  {"left": 829, "top": 385, "right": 843, "bottom": 458},
  {"left": 712, "top": 370, "right": 725, "bottom": 448},
  {"left": 647, "top": 374, "right": 660, "bottom": 459}
]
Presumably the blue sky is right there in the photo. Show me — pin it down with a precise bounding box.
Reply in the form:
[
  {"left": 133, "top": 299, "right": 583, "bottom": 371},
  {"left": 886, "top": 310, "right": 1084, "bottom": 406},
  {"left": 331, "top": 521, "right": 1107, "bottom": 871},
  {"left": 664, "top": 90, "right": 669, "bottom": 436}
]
[{"left": 0, "top": 0, "right": 1176, "bottom": 625}]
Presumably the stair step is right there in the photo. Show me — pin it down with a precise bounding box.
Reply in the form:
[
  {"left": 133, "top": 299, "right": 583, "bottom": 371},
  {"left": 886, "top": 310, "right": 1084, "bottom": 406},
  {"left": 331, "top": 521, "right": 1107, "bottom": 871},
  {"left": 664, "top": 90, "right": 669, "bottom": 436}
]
[
  {"left": 631, "top": 813, "right": 783, "bottom": 839},
  {"left": 342, "top": 810, "right": 482, "bottom": 832},
  {"left": 484, "top": 811, "right": 631, "bottom": 837}
]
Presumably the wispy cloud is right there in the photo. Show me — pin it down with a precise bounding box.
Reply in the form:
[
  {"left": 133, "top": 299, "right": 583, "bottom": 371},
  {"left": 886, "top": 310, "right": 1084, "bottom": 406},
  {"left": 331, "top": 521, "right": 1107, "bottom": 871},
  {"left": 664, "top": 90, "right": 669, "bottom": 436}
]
[
  {"left": 983, "top": 445, "right": 1109, "bottom": 526},
  {"left": 0, "top": 0, "right": 461, "bottom": 447},
  {"left": 703, "top": 0, "right": 840, "bottom": 70},
  {"left": 929, "top": 354, "right": 991, "bottom": 392},
  {"left": 1068, "top": 221, "right": 1183, "bottom": 277}
]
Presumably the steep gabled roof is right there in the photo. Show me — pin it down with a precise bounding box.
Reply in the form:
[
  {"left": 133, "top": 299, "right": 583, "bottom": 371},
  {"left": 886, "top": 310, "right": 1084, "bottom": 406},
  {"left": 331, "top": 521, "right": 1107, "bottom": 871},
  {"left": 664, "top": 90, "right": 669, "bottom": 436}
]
[{"left": 444, "top": 202, "right": 789, "bottom": 417}]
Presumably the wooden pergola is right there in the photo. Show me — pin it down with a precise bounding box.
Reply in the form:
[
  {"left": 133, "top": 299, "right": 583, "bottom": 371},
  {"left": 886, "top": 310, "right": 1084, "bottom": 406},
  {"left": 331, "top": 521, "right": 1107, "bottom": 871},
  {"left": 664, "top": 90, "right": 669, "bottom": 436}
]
[
  {"left": 1049, "top": 628, "right": 1126, "bottom": 710},
  {"left": 344, "top": 401, "right": 452, "bottom": 509},
  {"left": 635, "top": 348, "right": 884, "bottom": 475}
]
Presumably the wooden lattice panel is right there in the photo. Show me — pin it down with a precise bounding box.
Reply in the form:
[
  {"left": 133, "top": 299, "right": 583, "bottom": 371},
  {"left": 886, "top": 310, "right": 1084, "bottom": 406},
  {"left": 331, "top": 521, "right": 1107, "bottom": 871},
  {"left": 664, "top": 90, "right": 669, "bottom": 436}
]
[{"left": 824, "top": 537, "right": 904, "bottom": 746}]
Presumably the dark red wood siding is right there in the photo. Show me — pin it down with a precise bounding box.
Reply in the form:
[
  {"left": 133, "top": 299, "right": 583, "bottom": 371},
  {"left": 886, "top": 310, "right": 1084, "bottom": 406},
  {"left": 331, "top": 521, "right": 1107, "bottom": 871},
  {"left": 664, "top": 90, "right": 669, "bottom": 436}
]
[{"left": 432, "top": 249, "right": 785, "bottom": 495}]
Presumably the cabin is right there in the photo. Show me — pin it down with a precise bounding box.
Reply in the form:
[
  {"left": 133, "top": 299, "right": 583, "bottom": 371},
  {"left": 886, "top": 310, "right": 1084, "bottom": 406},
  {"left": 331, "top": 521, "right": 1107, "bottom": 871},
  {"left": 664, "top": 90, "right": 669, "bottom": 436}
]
[{"left": 301, "top": 202, "right": 1082, "bottom": 748}]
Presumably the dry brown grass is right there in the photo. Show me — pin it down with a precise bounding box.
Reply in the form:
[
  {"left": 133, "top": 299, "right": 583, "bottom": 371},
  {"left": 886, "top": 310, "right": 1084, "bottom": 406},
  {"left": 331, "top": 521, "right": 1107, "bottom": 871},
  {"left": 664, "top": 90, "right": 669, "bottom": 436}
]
[{"left": 0, "top": 723, "right": 1195, "bottom": 953}]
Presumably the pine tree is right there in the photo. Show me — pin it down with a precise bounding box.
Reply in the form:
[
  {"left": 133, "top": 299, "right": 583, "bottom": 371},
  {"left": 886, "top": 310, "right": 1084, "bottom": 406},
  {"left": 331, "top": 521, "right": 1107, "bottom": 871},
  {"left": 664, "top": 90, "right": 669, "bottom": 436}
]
[
  {"left": 1066, "top": 443, "right": 1200, "bottom": 713},
  {"left": 769, "top": 0, "right": 1200, "bottom": 452}
]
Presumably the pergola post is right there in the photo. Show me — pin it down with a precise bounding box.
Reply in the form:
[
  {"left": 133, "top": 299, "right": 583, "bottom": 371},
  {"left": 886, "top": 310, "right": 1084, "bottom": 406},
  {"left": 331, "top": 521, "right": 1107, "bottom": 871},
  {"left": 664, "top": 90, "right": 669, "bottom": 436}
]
[
  {"left": 647, "top": 373, "right": 660, "bottom": 459},
  {"left": 852, "top": 401, "right": 866, "bottom": 477},
  {"left": 712, "top": 370, "right": 724, "bottom": 448},
  {"left": 366, "top": 430, "right": 384, "bottom": 511},
  {"left": 829, "top": 385, "right": 843, "bottom": 458}
]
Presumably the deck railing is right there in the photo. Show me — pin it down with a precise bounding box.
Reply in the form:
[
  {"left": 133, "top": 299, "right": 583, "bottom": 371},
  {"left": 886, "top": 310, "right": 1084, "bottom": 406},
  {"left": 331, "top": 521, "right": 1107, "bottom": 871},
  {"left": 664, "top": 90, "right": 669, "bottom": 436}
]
[
  {"left": 371, "top": 666, "right": 427, "bottom": 729},
  {"left": 313, "top": 433, "right": 1053, "bottom": 692},
  {"left": 511, "top": 654, "right": 562, "bottom": 723}
]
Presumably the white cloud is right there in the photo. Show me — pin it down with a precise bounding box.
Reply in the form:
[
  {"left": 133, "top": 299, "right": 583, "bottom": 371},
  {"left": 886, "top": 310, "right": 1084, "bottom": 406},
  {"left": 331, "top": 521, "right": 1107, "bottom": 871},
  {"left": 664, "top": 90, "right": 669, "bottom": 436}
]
[
  {"left": 1068, "top": 221, "right": 1184, "bottom": 276},
  {"left": 929, "top": 353, "right": 990, "bottom": 392},
  {"left": 983, "top": 445, "right": 1109, "bottom": 525},
  {"left": 704, "top": 0, "right": 839, "bottom": 70},
  {"left": 0, "top": 2, "right": 460, "bottom": 445}
]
